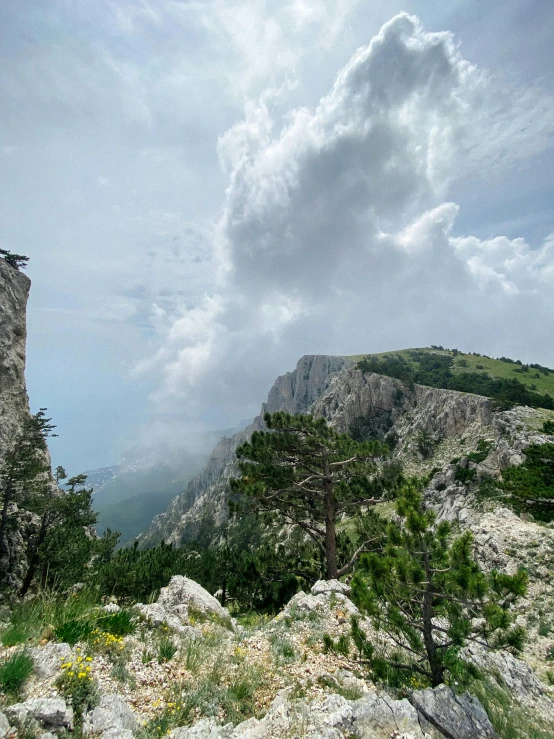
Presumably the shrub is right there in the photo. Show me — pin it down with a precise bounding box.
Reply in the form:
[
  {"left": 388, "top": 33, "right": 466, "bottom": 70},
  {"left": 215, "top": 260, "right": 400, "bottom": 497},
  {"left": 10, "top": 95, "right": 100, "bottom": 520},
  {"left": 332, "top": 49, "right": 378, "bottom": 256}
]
[
  {"left": 55, "top": 653, "right": 99, "bottom": 719},
  {"left": 322, "top": 633, "right": 350, "bottom": 657},
  {"left": 454, "top": 465, "right": 477, "bottom": 485},
  {"left": 542, "top": 420, "right": 554, "bottom": 435},
  {"left": 96, "top": 609, "right": 137, "bottom": 637},
  {"left": 468, "top": 439, "right": 494, "bottom": 464},
  {"left": 0, "top": 650, "right": 34, "bottom": 696}
]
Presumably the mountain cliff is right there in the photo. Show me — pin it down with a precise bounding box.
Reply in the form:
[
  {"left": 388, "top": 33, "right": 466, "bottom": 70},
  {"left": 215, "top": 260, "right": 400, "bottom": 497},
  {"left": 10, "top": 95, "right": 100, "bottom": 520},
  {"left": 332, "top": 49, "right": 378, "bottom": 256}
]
[
  {"left": 139, "top": 355, "right": 346, "bottom": 547},
  {"left": 140, "top": 354, "right": 548, "bottom": 548},
  {"left": 0, "top": 259, "right": 31, "bottom": 464},
  {"left": 0, "top": 259, "right": 44, "bottom": 591}
]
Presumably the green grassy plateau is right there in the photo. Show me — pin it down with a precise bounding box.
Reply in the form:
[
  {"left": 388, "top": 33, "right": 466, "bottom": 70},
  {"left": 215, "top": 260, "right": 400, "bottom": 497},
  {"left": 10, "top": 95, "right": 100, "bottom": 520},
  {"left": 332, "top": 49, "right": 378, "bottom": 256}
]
[{"left": 346, "top": 346, "right": 554, "bottom": 407}]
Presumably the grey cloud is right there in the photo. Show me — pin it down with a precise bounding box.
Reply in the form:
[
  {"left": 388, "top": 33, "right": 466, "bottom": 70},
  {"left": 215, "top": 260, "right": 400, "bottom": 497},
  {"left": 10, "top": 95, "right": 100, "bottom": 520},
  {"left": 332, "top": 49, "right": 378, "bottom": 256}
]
[{"left": 141, "top": 13, "right": 554, "bottom": 422}]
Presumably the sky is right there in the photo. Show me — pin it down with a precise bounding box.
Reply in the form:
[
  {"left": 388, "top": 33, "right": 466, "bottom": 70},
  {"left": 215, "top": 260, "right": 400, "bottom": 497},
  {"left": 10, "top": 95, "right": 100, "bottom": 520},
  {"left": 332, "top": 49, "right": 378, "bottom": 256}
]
[{"left": 1, "top": 0, "right": 553, "bottom": 473}]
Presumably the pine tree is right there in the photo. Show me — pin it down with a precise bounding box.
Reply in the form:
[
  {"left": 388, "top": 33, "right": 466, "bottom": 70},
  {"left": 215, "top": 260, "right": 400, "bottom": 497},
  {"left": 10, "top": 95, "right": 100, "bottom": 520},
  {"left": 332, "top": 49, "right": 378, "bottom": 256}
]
[
  {"left": 230, "top": 412, "right": 402, "bottom": 579},
  {"left": 0, "top": 248, "right": 29, "bottom": 270},
  {"left": 0, "top": 410, "right": 54, "bottom": 588},
  {"left": 350, "top": 481, "right": 527, "bottom": 688}
]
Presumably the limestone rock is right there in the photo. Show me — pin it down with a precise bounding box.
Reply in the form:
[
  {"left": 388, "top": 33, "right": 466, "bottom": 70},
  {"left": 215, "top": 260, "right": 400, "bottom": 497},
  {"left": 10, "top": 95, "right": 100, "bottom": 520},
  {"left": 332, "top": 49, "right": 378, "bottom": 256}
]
[
  {"left": 29, "top": 642, "right": 72, "bottom": 679},
  {"left": 351, "top": 692, "right": 424, "bottom": 738},
  {"left": 0, "top": 712, "right": 10, "bottom": 739},
  {"left": 158, "top": 576, "right": 229, "bottom": 622},
  {"left": 0, "top": 259, "right": 31, "bottom": 466},
  {"left": 100, "top": 730, "right": 135, "bottom": 739},
  {"left": 7, "top": 698, "right": 73, "bottom": 729},
  {"left": 411, "top": 685, "right": 499, "bottom": 738},
  {"left": 311, "top": 579, "right": 350, "bottom": 596},
  {"left": 170, "top": 720, "right": 233, "bottom": 738},
  {"left": 166, "top": 688, "right": 427, "bottom": 738},
  {"left": 86, "top": 694, "right": 140, "bottom": 735}
]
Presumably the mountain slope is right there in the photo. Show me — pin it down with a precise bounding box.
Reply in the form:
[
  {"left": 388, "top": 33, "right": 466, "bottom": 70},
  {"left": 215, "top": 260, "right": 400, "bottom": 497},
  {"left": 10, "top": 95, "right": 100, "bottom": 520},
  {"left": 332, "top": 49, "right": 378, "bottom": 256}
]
[{"left": 138, "top": 354, "right": 346, "bottom": 547}]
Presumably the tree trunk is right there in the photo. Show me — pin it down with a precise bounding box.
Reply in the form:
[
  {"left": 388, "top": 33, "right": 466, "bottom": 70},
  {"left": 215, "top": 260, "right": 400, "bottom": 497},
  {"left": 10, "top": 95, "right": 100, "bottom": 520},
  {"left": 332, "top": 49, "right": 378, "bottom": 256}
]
[
  {"left": 422, "top": 550, "right": 444, "bottom": 687},
  {"left": 324, "top": 486, "right": 338, "bottom": 580},
  {"left": 20, "top": 513, "right": 47, "bottom": 596}
]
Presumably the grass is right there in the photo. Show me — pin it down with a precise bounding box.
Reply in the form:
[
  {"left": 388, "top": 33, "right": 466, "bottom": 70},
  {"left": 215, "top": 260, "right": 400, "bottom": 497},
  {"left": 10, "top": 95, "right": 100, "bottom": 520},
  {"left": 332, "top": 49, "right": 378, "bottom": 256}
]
[
  {"left": 0, "top": 650, "right": 34, "bottom": 697},
  {"left": 145, "top": 663, "right": 265, "bottom": 736},
  {"left": 182, "top": 638, "right": 204, "bottom": 673},
  {"left": 470, "top": 678, "right": 554, "bottom": 739},
  {"left": 346, "top": 347, "right": 554, "bottom": 399},
  {"left": 157, "top": 637, "right": 177, "bottom": 663},
  {"left": 0, "top": 588, "right": 101, "bottom": 647},
  {"left": 270, "top": 634, "right": 297, "bottom": 664},
  {"left": 187, "top": 606, "right": 233, "bottom": 631}
]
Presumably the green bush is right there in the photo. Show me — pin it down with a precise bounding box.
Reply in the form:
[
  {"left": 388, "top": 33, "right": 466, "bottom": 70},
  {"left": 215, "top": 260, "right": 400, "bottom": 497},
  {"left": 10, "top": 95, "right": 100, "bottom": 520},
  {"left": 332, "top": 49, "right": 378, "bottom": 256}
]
[
  {"left": 468, "top": 439, "right": 494, "bottom": 464},
  {"left": 0, "top": 650, "right": 34, "bottom": 696},
  {"left": 542, "top": 420, "right": 554, "bottom": 435},
  {"left": 54, "top": 618, "right": 94, "bottom": 645},
  {"left": 97, "top": 609, "right": 137, "bottom": 637},
  {"left": 55, "top": 653, "right": 99, "bottom": 720},
  {"left": 454, "top": 465, "right": 477, "bottom": 485},
  {"left": 322, "top": 633, "right": 350, "bottom": 657}
]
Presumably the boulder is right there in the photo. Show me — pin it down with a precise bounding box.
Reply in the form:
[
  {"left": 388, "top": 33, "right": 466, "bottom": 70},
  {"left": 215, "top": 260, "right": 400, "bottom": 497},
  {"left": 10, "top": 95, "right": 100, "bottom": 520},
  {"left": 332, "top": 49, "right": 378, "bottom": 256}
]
[
  {"left": 351, "top": 692, "right": 424, "bottom": 738},
  {"left": 311, "top": 580, "right": 351, "bottom": 596},
  {"left": 170, "top": 719, "right": 233, "bottom": 738},
  {"left": 0, "top": 712, "right": 10, "bottom": 739},
  {"left": 6, "top": 699, "right": 73, "bottom": 730},
  {"left": 412, "top": 684, "right": 499, "bottom": 739},
  {"left": 86, "top": 694, "right": 140, "bottom": 735},
  {"left": 100, "top": 730, "right": 135, "bottom": 739},
  {"left": 157, "top": 576, "right": 230, "bottom": 622},
  {"left": 136, "top": 602, "right": 195, "bottom": 634},
  {"left": 29, "top": 642, "right": 72, "bottom": 679},
  {"left": 137, "top": 576, "right": 233, "bottom": 632}
]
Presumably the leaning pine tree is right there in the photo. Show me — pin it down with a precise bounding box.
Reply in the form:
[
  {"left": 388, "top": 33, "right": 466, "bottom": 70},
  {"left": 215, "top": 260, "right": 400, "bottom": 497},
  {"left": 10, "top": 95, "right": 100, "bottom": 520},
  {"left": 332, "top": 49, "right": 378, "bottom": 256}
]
[
  {"left": 230, "top": 412, "right": 402, "bottom": 580},
  {"left": 350, "top": 480, "right": 527, "bottom": 688}
]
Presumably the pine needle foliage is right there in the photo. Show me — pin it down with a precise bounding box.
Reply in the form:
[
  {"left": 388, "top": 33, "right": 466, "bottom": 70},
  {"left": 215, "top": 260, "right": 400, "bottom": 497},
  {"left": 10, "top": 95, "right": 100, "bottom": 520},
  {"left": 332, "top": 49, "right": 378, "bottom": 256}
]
[
  {"left": 499, "top": 443, "right": 554, "bottom": 521},
  {"left": 231, "top": 412, "right": 402, "bottom": 579},
  {"left": 351, "top": 480, "right": 527, "bottom": 688}
]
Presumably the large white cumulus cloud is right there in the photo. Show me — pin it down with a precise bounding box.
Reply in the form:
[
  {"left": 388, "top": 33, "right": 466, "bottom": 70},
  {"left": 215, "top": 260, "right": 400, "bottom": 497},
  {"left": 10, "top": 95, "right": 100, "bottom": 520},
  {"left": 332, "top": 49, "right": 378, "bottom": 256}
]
[{"left": 141, "top": 13, "right": 554, "bottom": 418}]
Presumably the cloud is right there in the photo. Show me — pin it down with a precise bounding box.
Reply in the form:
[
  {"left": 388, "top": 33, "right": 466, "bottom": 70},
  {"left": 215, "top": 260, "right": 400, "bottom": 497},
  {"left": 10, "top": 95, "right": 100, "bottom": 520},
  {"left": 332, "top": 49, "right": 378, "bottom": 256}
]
[{"left": 138, "top": 12, "right": 554, "bottom": 419}]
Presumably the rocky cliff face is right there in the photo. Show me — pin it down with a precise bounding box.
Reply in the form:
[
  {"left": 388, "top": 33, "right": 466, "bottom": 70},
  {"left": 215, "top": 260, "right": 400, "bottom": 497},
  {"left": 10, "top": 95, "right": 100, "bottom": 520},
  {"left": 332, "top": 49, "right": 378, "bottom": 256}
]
[
  {"left": 139, "top": 355, "right": 346, "bottom": 547},
  {"left": 0, "top": 260, "right": 31, "bottom": 463},
  {"left": 0, "top": 260, "right": 34, "bottom": 591}
]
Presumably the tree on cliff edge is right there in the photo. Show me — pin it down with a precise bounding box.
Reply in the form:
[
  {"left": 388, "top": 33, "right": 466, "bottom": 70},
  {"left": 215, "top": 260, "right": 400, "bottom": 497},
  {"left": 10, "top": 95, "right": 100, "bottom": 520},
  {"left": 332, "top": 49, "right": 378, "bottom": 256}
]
[
  {"left": 0, "top": 248, "right": 29, "bottom": 271},
  {"left": 230, "top": 412, "right": 402, "bottom": 579},
  {"left": 0, "top": 410, "right": 53, "bottom": 588}
]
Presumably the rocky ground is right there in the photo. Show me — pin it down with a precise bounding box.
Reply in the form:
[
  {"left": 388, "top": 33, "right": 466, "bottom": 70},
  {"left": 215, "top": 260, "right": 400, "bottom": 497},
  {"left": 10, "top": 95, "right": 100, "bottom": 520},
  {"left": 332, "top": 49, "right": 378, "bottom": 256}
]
[{"left": 2, "top": 575, "right": 554, "bottom": 739}]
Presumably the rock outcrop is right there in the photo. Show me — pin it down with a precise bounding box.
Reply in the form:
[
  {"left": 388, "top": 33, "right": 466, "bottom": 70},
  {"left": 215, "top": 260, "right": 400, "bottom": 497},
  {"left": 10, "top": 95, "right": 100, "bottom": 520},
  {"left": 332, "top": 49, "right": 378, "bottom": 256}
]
[
  {"left": 0, "top": 259, "right": 31, "bottom": 465},
  {"left": 137, "top": 575, "right": 233, "bottom": 632},
  {"left": 0, "top": 260, "right": 34, "bottom": 591}
]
